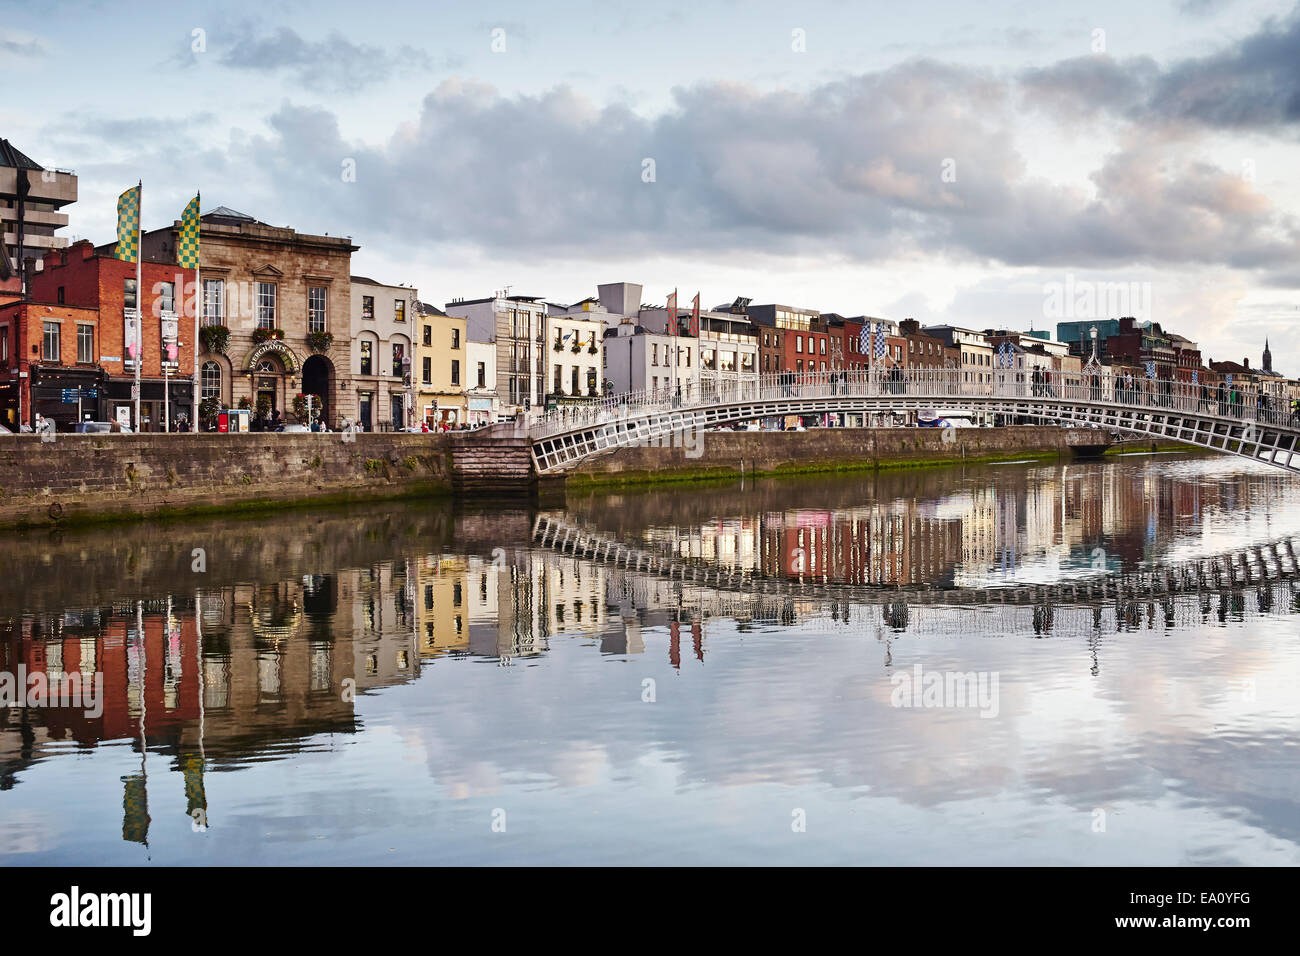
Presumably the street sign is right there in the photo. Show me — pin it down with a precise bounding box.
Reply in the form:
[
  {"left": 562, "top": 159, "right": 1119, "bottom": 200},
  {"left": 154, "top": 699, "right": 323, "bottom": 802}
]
[
  {"left": 131, "top": 382, "right": 140, "bottom": 400},
  {"left": 62, "top": 389, "right": 78, "bottom": 403}
]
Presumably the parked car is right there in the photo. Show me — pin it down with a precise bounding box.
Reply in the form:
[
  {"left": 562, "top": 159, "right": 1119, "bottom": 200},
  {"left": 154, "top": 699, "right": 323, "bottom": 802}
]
[{"left": 74, "top": 421, "right": 132, "bottom": 434}]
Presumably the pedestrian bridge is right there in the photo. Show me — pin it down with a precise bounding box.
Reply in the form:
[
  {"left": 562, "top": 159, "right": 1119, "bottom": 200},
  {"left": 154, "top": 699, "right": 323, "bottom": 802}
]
[{"left": 526, "top": 369, "right": 1300, "bottom": 475}]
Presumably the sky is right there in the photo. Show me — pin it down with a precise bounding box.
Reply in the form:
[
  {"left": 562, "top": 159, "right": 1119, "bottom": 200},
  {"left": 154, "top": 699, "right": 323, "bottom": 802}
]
[{"left": 3, "top": 0, "right": 1299, "bottom": 367}]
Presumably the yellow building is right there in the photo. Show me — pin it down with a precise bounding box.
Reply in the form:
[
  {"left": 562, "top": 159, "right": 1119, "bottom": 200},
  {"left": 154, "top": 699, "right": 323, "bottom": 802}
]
[{"left": 416, "top": 302, "right": 467, "bottom": 427}]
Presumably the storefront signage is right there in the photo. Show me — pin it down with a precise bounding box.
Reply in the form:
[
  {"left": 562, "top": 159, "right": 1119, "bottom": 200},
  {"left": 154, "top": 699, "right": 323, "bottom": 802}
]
[{"left": 245, "top": 340, "right": 299, "bottom": 372}]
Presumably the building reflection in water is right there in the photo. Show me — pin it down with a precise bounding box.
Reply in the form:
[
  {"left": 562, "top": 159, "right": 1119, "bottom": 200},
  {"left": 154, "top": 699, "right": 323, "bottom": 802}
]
[{"left": 2, "top": 458, "right": 1299, "bottom": 850}]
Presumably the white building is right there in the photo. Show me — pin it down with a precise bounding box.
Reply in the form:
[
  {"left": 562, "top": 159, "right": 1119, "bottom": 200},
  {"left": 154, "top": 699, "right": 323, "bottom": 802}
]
[
  {"left": 351, "top": 276, "right": 418, "bottom": 430},
  {"left": 465, "top": 339, "right": 499, "bottom": 425},
  {"left": 603, "top": 322, "right": 700, "bottom": 399},
  {"left": 545, "top": 299, "right": 607, "bottom": 402}
]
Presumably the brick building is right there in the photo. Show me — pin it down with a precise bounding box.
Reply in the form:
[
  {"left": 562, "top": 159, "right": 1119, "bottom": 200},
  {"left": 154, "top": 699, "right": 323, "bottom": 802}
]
[
  {"left": 140, "top": 206, "right": 357, "bottom": 427},
  {"left": 21, "top": 240, "right": 195, "bottom": 430},
  {"left": 747, "top": 303, "right": 830, "bottom": 375}
]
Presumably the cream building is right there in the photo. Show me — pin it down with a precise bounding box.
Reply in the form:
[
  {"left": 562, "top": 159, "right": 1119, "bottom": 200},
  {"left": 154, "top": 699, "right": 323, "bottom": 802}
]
[
  {"left": 350, "top": 277, "right": 418, "bottom": 430},
  {"left": 415, "top": 301, "right": 467, "bottom": 427}
]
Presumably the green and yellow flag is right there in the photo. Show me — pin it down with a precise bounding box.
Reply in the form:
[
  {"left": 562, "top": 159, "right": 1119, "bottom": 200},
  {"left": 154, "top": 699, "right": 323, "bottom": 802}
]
[
  {"left": 177, "top": 193, "right": 200, "bottom": 268},
  {"left": 114, "top": 183, "right": 141, "bottom": 263}
]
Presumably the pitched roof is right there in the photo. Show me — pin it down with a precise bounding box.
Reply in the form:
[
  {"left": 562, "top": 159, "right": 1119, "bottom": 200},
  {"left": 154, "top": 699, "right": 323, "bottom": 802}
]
[
  {"left": 0, "top": 139, "right": 42, "bottom": 170},
  {"left": 203, "top": 206, "right": 256, "bottom": 221}
]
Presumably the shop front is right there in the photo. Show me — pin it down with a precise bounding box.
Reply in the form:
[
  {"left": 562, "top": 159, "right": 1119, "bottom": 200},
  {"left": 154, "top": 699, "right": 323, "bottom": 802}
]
[
  {"left": 106, "top": 377, "right": 195, "bottom": 432},
  {"left": 28, "top": 365, "right": 108, "bottom": 431}
]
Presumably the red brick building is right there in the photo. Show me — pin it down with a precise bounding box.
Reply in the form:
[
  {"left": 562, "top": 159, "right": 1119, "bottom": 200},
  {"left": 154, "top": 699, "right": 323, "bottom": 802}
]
[
  {"left": 14, "top": 240, "right": 197, "bottom": 430},
  {"left": 0, "top": 300, "right": 100, "bottom": 430}
]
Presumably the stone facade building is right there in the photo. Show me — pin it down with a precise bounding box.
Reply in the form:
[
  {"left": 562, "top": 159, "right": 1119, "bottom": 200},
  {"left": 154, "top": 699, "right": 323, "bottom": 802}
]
[{"left": 141, "top": 206, "right": 357, "bottom": 427}]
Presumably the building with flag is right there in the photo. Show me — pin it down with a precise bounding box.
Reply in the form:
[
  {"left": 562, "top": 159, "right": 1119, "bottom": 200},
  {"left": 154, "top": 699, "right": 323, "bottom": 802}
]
[
  {"left": 0, "top": 138, "right": 78, "bottom": 303},
  {"left": 139, "top": 206, "right": 358, "bottom": 428},
  {"left": 6, "top": 240, "right": 195, "bottom": 430}
]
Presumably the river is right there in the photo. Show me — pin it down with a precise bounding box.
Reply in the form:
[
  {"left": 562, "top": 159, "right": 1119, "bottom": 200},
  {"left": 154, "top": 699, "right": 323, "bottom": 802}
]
[{"left": 2, "top": 452, "right": 1298, "bottom": 865}]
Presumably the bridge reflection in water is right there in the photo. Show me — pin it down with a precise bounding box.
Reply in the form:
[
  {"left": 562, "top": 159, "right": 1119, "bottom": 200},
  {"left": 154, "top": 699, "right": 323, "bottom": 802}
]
[{"left": 1, "top": 455, "right": 1299, "bottom": 863}]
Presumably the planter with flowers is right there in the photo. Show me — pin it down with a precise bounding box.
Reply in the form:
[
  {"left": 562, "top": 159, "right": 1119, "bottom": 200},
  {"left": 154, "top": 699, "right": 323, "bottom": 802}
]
[
  {"left": 199, "top": 324, "right": 230, "bottom": 355},
  {"left": 306, "top": 330, "right": 334, "bottom": 354},
  {"left": 251, "top": 327, "right": 286, "bottom": 345}
]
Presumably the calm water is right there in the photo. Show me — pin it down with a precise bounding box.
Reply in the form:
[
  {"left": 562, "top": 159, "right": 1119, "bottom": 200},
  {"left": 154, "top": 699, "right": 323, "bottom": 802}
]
[{"left": 2, "top": 453, "right": 1299, "bottom": 865}]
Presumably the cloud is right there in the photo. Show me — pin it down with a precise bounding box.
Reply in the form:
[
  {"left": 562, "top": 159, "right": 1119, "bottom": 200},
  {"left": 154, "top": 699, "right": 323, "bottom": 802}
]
[
  {"left": 215, "top": 24, "right": 444, "bottom": 93},
  {"left": 216, "top": 54, "right": 1297, "bottom": 283},
  {"left": 1022, "top": 8, "right": 1300, "bottom": 131},
  {"left": 0, "top": 32, "right": 46, "bottom": 57}
]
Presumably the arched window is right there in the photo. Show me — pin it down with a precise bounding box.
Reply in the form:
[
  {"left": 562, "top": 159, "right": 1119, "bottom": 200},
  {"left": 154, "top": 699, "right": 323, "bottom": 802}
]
[{"left": 201, "top": 361, "right": 222, "bottom": 400}]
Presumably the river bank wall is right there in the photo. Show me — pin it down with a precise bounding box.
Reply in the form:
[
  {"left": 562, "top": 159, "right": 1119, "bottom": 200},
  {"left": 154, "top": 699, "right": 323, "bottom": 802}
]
[
  {"left": 564, "top": 425, "right": 1128, "bottom": 488},
  {"left": 0, "top": 432, "right": 454, "bottom": 530},
  {"left": 0, "top": 426, "right": 1144, "bottom": 529}
]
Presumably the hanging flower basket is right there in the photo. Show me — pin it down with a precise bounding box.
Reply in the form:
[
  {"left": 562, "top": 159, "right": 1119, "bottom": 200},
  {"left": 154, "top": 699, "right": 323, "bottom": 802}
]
[
  {"left": 199, "top": 324, "right": 230, "bottom": 355},
  {"left": 306, "top": 330, "right": 334, "bottom": 353},
  {"left": 251, "top": 327, "right": 285, "bottom": 344}
]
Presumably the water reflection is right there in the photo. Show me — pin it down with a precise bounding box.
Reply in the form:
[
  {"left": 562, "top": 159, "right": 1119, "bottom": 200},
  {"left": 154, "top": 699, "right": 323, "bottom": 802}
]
[{"left": 2, "top": 455, "right": 1299, "bottom": 864}]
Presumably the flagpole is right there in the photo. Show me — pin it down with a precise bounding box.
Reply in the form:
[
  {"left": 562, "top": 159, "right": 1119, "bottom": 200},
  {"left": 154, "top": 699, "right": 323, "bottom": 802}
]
[
  {"left": 134, "top": 180, "right": 142, "bottom": 432},
  {"left": 192, "top": 192, "right": 200, "bottom": 432}
]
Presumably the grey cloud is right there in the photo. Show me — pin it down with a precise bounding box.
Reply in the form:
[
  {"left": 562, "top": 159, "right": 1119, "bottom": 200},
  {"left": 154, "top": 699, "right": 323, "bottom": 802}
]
[
  {"left": 218, "top": 24, "right": 443, "bottom": 93},
  {"left": 1021, "top": 7, "right": 1300, "bottom": 131},
  {"left": 226, "top": 58, "right": 1297, "bottom": 277}
]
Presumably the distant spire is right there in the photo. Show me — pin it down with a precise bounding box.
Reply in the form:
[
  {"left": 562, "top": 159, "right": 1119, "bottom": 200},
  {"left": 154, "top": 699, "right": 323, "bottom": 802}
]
[{"left": 1263, "top": 338, "right": 1273, "bottom": 373}]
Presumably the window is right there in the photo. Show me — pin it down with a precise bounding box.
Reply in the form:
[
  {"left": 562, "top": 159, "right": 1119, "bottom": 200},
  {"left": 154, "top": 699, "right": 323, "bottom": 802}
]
[
  {"left": 124, "top": 278, "right": 138, "bottom": 310},
  {"left": 392, "top": 343, "right": 405, "bottom": 378},
  {"left": 476, "top": 362, "right": 486, "bottom": 388},
  {"left": 553, "top": 364, "right": 563, "bottom": 393},
  {"left": 360, "top": 340, "right": 373, "bottom": 375},
  {"left": 158, "top": 281, "right": 175, "bottom": 314},
  {"left": 796, "top": 337, "right": 803, "bottom": 353},
  {"left": 201, "top": 361, "right": 221, "bottom": 399},
  {"left": 43, "top": 321, "right": 60, "bottom": 362},
  {"left": 422, "top": 324, "right": 432, "bottom": 347},
  {"left": 256, "top": 282, "right": 276, "bottom": 329},
  {"left": 77, "top": 323, "right": 94, "bottom": 364},
  {"left": 203, "top": 279, "right": 224, "bottom": 326},
  {"left": 820, "top": 338, "right": 826, "bottom": 355},
  {"left": 57, "top": 287, "right": 65, "bottom": 304},
  {"left": 422, "top": 356, "right": 431, "bottom": 384},
  {"left": 651, "top": 344, "right": 658, "bottom": 366},
  {"left": 362, "top": 296, "right": 374, "bottom": 320},
  {"left": 451, "top": 328, "right": 460, "bottom": 349},
  {"left": 451, "top": 359, "right": 460, "bottom": 386},
  {"left": 308, "top": 286, "right": 327, "bottom": 332},
  {"left": 394, "top": 299, "right": 405, "bottom": 323},
  {"left": 0, "top": 326, "right": 7, "bottom": 363}
]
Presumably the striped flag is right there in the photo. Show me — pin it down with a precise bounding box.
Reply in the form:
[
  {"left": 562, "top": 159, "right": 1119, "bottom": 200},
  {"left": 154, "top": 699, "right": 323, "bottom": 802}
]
[
  {"left": 114, "top": 183, "right": 141, "bottom": 263},
  {"left": 666, "top": 290, "right": 677, "bottom": 336},
  {"left": 690, "top": 292, "right": 700, "bottom": 337},
  {"left": 177, "top": 193, "right": 201, "bottom": 268}
]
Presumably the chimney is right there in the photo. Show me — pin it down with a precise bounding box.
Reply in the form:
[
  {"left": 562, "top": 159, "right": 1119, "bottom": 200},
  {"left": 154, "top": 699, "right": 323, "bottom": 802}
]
[{"left": 1243, "top": 358, "right": 1249, "bottom": 369}]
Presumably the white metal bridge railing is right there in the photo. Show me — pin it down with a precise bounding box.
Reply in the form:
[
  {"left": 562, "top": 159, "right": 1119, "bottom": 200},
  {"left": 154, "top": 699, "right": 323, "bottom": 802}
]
[{"left": 529, "top": 368, "right": 1299, "bottom": 439}]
